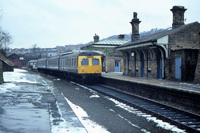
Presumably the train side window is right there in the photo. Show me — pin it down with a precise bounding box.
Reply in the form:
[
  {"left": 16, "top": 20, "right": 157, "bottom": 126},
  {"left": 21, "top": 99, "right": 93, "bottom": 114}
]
[
  {"left": 65, "top": 59, "right": 67, "bottom": 67},
  {"left": 92, "top": 58, "right": 99, "bottom": 65},
  {"left": 73, "top": 58, "right": 76, "bottom": 67},
  {"left": 68, "top": 59, "right": 70, "bottom": 67},
  {"left": 70, "top": 58, "right": 72, "bottom": 67},
  {"left": 75, "top": 58, "right": 77, "bottom": 66},
  {"left": 81, "top": 59, "right": 89, "bottom": 65}
]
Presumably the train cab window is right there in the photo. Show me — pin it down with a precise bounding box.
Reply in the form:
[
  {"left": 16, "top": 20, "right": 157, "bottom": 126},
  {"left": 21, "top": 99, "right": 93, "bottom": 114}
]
[
  {"left": 81, "top": 59, "right": 89, "bottom": 65},
  {"left": 92, "top": 58, "right": 99, "bottom": 65}
]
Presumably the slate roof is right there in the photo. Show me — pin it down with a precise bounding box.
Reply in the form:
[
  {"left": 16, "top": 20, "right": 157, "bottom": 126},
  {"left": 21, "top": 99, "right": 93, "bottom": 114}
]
[
  {"left": 0, "top": 54, "right": 14, "bottom": 66},
  {"left": 119, "top": 22, "right": 199, "bottom": 48},
  {"left": 28, "top": 60, "right": 37, "bottom": 63},
  {"left": 94, "top": 39, "right": 130, "bottom": 46}
]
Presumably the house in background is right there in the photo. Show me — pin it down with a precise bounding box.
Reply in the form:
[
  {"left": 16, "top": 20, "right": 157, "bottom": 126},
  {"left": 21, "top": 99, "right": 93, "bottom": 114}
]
[
  {"left": 81, "top": 34, "right": 129, "bottom": 72},
  {"left": 7, "top": 53, "right": 24, "bottom": 68},
  {"left": 117, "top": 6, "right": 200, "bottom": 81}
]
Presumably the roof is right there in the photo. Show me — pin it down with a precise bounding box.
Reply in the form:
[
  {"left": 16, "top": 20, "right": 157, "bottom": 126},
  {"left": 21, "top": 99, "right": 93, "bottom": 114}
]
[
  {"left": 119, "top": 22, "right": 200, "bottom": 48},
  {"left": 61, "top": 51, "right": 101, "bottom": 58},
  {"left": 7, "top": 53, "right": 20, "bottom": 60},
  {"left": 0, "top": 54, "right": 14, "bottom": 66},
  {"left": 94, "top": 39, "right": 130, "bottom": 46},
  {"left": 28, "top": 60, "right": 37, "bottom": 63}
]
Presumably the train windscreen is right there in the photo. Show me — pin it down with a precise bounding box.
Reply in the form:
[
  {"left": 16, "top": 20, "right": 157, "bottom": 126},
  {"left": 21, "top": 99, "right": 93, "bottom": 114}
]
[
  {"left": 92, "top": 59, "right": 99, "bottom": 65},
  {"left": 81, "top": 59, "right": 89, "bottom": 65}
]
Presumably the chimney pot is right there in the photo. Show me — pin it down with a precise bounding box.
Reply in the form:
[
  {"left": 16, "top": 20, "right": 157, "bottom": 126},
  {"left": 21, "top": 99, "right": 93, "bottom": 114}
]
[
  {"left": 94, "top": 34, "right": 99, "bottom": 43},
  {"left": 130, "top": 12, "right": 141, "bottom": 41},
  {"left": 171, "top": 6, "right": 187, "bottom": 29},
  {"left": 118, "top": 34, "right": 125, "bottom": 40}
]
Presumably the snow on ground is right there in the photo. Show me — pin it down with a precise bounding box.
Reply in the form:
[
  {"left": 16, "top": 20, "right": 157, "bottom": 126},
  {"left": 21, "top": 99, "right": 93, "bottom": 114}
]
[
  {"left": 63, "top": 95, "right": 111, "bottom": 133},
  {"left": 40, "top": 76, "right": 87, "bottom": 133},
  {"left": 107, "top": 97, "right": 186, "bottom": 133},
  {"left": 4, "top": 69, "right": 37, "bottom": 83},
  {"left": 0, "top": 82, "right": 16, "bottom": 93},
  {"left": 0, "top": 69, "right": 51, "bottom": 132},
  {"left": 49, "top": 101, "right": 69, "bottom": 133},
  {"left": 0, "top": 103, "right": 50, "bottom": 133},
  {"left": 90, "top": 94, "right": 100, "bottom": 98}
]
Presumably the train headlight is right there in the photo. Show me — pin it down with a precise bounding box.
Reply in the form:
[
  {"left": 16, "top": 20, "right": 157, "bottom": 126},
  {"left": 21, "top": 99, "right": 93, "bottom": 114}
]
[
  {"left": 97, "top": 69, "right": 99, "bottom": 72},
  {"left": 82, "top": 69, "right": 84, "bottom": 72}
]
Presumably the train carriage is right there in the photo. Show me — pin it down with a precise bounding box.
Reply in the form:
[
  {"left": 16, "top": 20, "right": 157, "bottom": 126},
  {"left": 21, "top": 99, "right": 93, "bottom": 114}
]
[
  {"left": 59, "top": 51, "right": 102, "bottom": 83},
  {"left": 47, "top": 56, "right": 59, "bottom": 70},
  {"left": 37, "top": 58, "right": 47, "bottom": 73},
  {"left": 37, "top": 51, "right": 102, "bottom": 84}
]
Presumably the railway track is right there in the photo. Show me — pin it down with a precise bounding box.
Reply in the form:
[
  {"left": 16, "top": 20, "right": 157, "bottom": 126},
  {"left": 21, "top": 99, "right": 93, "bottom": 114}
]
[{"left": 79, "top": 84, "right": 200, "bottom": 133}]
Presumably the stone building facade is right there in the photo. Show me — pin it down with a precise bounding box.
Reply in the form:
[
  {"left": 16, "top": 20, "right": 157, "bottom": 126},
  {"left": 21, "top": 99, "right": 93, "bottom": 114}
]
[
  {"left": 117, "top": 6, "right": 200, "bottom": 81},
  {"left": 0, "top": 60, "right": 3, "bottom": 84},
  {"left": 81, "top": 34, "right": 129, "bottom": 72},
  {"left": 0, "top": 57, "right": 14, "bottom": 84},
  {"left": 194, "top": 34, "right": 200, "bottom": 83}
]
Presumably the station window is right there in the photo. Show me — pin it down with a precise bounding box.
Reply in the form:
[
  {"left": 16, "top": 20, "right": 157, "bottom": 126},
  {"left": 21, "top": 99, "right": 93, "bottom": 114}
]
[
  {"left": 92, "top": 58, "right": 99, "bottom": 65},
  {"left": 148, "top": 53, "right": 151, "bottom": 71},
  {"left": 81, "top": 59, "right": 89, "bottom": 65}
]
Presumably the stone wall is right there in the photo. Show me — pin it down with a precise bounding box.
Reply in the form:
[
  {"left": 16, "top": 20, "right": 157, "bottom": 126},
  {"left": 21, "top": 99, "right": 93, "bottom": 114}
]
[
  {"left": 101, "top": 76, "right": 200, "bottom": 110},
  {"left": 0, "top": 60, "right": 3, "bottom": 84},
  {"left": 167, "top": 23, "right": 200, "bottom": 81},
  {"left": 194, "top": 48, "right": 200, "bottom": 83},
  {"left": 106, "top": 51, "right": 124, "bottom": 72}
]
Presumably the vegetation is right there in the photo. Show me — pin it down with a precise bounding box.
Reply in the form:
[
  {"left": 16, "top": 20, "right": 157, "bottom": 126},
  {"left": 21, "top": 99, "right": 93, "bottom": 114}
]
[
  {"left": 0, "top": 11, "right": 12, "bottom": 61},
  {"left": 102, "top": 28, "right": 167, "bottom": 40}
]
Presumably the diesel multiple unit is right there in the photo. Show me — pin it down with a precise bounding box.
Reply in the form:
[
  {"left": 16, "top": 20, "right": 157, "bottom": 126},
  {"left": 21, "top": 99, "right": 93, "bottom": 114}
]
[{"left": 37, "top": 51, "right": 102, "bottom": 83}]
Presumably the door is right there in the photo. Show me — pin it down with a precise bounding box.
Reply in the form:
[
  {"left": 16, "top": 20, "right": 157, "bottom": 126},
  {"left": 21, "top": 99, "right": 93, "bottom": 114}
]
[
  {"left": 157, "top": 55, "right": 162, "bottom": 79},
  {"left": 114, "top": 60, "right": 120, "bottom": 72},
  {"left": 157, "top": 51, "right": 163, "bottom": 79},
  {"left": 175, "top": 56, "right": 182, "bottom": 80},
  {"left": 141, "top": 53, "right": 144, "bottom": 77}
]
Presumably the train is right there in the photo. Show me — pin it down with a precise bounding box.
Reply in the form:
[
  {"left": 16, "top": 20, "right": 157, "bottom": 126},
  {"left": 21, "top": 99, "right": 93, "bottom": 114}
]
[{"left": 37, "top": 51, "right": 102, "bottom": 84}]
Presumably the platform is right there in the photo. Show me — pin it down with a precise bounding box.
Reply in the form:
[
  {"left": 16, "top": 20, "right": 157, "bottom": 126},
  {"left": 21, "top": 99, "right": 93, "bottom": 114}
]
[{"left": 102, "top": 72, "right": 200, "bottom": 94}]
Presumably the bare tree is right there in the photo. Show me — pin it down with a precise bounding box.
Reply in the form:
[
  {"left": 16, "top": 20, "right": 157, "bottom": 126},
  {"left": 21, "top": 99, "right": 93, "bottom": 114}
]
[
  {"left": 31, "top": 43, "right": 37, "bottom": 54},
  {"left": 0, "top": 28, "right": 12, "bottom": 49}
]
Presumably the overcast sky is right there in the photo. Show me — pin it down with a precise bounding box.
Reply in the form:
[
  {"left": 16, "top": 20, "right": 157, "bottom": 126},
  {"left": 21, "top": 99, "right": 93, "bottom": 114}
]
[{"left": 0, "top": 0, "right": 200, "bottom": 48}]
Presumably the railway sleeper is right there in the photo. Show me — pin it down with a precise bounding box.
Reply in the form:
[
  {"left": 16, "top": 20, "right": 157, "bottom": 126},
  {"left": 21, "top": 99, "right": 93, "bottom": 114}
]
[
  {"left": 169, "top": 116, "right": 190, "bottom": 119},
  {"left": 189, "top": 125, "right": 200, "bottom": 128},
  {"left": 175, "top": 118, "right": 198, "bottom": 122},
  {"left": 86, "top": 84, "right": 200, "bottom": 133},
  {"left": 186, "top": 122, "right": 200, "bottom": 125}
]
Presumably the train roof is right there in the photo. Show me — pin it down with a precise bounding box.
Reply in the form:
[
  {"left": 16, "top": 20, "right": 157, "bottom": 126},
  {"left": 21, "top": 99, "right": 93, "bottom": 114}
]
[
  {"left": 37, "top": 58, "right": 47, "bottom": 61},
  {"left": 37, "top": 51, "right": 101, "bottom": 60},
  {"left": 61, "top": 51, "right": 101, "bottom": 58},
  {"left": 78, "top": 51, "right": 101, "bottom": 56}
]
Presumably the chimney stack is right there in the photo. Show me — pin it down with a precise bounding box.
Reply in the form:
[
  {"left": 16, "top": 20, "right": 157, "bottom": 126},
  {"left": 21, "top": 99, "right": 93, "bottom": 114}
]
[
  {"left": 130, "top": 12, "right": 141, "bottom": 41},
  {"left": 118, "top": 34, "right": 125, "bottom": 40},
  {"left": 93, "top": 34, "right": 99, "bottom": 43},
  {"left": 170, "top": 6, "right": 187, "bottom": 29}
]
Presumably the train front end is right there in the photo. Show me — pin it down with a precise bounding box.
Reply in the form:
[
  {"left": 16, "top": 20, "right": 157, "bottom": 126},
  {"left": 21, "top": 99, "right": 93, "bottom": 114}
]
[{"left": 78, "top": 52, "right": 102, "bottom": 83}]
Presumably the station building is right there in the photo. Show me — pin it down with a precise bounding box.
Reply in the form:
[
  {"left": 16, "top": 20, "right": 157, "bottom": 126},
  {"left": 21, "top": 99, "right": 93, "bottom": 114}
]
[
  {"left": 116, "top": 6, "right": 200, "bottom": 81},
  {"left": 81, "top": 34, "right": 129, "bottom": 72}
]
